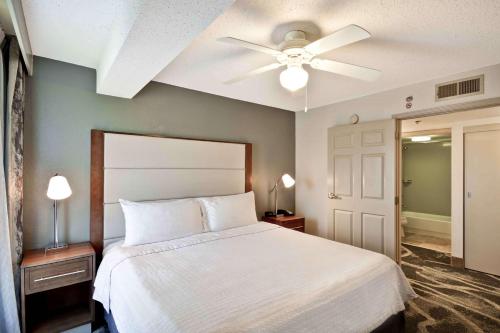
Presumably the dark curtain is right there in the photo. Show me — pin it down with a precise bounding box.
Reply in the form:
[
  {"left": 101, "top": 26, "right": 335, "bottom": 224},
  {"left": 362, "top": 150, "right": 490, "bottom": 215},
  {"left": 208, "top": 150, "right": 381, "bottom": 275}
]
[
  {"left": 0, "top": 36, "right": 23, "bottom": 333},
  {"left": 5, "top": 37, "right": 26, "bottom": 314}
]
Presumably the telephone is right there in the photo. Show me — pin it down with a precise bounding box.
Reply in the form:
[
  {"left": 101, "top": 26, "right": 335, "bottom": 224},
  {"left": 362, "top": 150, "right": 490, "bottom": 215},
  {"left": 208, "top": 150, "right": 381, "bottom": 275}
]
[
  {"left": 277, "top": 209, "right": 294, "bottom": 216},
  {"left": 265, "top": 209, "right": 294, "bottom": 217}
]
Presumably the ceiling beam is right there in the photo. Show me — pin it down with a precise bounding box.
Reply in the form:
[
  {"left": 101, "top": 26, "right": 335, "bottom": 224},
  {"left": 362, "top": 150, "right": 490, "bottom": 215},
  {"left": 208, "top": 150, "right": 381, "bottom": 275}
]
[
  {"left": 96, "top": 0, "right": 235, "bottom": 99},
  {"left": 2, "top": 0, "right": 33, "bottom": 75}
]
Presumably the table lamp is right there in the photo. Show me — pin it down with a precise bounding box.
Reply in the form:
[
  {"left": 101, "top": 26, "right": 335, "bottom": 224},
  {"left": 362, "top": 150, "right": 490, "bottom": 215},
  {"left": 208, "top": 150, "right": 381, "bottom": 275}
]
[
  {"left": 46, "top": 174, "right": 72, "bottom": 251},
  {"left": 269, "top": 173, "right": 295, "bottom": 216}
]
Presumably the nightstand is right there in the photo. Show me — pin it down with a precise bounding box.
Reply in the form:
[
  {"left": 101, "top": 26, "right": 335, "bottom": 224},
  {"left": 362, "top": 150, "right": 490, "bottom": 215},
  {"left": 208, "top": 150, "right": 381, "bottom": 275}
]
[
  {"left": 262, "top": 215, "right": 305, "bottom": 232},
  {"left": 21, "top": 243, "right": 95, "bottom": 333}
]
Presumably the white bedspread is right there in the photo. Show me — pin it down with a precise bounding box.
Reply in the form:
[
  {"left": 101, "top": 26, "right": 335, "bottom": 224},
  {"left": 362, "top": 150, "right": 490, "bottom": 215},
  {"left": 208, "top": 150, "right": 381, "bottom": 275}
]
[{"left": 94, "top": 222, "right": 416, "bottom": 333}]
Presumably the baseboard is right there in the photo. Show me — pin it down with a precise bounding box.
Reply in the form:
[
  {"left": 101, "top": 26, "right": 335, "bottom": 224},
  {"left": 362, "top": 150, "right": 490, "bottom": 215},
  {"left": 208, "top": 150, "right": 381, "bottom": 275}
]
[
  {"left": 451, "top": 256, "right": 465, "bottom": 269},
  {"left": 403, "top": 227, "right": 451, "bottom": 240}
]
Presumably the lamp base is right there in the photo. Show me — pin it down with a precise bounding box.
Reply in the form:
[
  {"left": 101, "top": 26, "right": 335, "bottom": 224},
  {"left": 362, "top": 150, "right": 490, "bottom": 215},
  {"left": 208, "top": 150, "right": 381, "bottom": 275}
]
[{"left": 45, "top": 243, "right": 68, "bottom": 254}]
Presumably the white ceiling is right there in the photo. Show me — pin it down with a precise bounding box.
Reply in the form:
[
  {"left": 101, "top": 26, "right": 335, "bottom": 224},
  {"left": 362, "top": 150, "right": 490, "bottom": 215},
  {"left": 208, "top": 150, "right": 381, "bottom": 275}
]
[
  {"left": 22, "top": 0, "right": 500, "bottom": 111},
  {"left": 22, "top": 0, "right": 119, "bottom": 68}
]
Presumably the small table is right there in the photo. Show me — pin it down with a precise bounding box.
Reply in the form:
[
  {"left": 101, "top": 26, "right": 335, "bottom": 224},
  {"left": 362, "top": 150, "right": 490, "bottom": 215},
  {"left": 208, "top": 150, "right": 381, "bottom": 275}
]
[
  {"left": 262, "top": 215, "right": 305, "bottom": 232},
  {"left": 21, "top": 242, "right": 95, "bottom": 333}
]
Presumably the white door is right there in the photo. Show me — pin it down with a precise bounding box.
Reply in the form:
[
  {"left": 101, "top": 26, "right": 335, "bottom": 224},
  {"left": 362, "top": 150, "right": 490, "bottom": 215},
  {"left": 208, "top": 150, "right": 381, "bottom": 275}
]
[
  {"left": 327, "top": 120, "right": 397, "bottom": 259},
  {"left": 464, "top": 126, "right": 500, "bottom": 275}
]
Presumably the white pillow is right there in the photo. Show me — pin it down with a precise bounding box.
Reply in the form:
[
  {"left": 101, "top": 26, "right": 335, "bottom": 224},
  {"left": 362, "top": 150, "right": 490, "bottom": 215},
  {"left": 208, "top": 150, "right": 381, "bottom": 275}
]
[
  {"left": 198, "top": 191, "right": 258, "bottom": 232},
  {"left": 119, "top": 198, "right": 204, "bottom": 246}
]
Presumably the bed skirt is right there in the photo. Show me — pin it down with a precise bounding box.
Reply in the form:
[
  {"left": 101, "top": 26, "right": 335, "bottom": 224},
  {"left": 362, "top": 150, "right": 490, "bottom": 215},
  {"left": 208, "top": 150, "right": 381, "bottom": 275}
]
[
  {"left": 104, "top": 310, "right": 119, "bottom": 333},
  {"left": 105, "top": 310, "right": 405, "bottom": 333},
  {"left": 371, "top": 311, "right": 405, "bottom": 333}
]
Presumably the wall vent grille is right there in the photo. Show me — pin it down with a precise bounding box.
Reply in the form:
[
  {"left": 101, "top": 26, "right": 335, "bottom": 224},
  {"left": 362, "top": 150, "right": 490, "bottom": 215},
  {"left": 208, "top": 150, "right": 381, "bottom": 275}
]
[{"left": 435, "top": 75, "right": 484, "bottom": 101}]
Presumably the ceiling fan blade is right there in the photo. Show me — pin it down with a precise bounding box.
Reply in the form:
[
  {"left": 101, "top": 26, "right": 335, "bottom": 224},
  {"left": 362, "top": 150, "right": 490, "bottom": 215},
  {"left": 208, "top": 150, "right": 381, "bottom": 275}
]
[
  {"left": 224, "top": 63, "right": 284, "bottom": 84},
  {"left": 218, "top": 37, "right": 282, "bottom": 56},
  {"left": 305, "top": 24, "right": 371, "bottom": 56},
  {"left": 310, "top": 58, "right": 381, "bottom": 81}
]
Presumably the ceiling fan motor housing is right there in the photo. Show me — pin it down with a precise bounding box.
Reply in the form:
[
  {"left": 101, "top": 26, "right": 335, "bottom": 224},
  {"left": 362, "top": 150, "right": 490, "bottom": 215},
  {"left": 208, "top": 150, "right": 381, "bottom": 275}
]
[
  {"left": 277, "top": 30, "right": 314, "bottom": 67},
  {"left": 279, "top": 30, "right": 310, "bottom": 54}
]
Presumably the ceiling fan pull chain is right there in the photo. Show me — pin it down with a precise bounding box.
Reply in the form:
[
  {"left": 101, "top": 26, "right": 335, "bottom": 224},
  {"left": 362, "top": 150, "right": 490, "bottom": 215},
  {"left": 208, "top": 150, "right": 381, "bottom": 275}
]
[{"left": 304, "top": 81, "right": 308, "bottom": 113}]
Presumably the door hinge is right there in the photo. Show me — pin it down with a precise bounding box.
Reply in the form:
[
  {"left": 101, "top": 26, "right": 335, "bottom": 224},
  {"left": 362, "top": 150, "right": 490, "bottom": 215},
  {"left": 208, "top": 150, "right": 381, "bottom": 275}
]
[{"left": 395, "top": 196, "right": 399, "bottom": 205}]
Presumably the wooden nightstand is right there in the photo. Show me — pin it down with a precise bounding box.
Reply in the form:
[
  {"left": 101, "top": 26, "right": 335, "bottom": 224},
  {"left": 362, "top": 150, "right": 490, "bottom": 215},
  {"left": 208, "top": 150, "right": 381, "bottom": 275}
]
[
  {"left": 262, "top": 215, "right": 305, "bottom": 232},
  {"left": 21, "top": 243, "right": 95, "bottom": 333}
]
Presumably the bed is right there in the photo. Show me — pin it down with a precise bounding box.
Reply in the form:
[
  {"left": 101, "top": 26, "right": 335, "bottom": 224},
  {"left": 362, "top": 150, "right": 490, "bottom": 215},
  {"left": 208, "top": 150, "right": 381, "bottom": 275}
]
[{"left": 90, "top": 130, "right": 416, "bottom": 333}]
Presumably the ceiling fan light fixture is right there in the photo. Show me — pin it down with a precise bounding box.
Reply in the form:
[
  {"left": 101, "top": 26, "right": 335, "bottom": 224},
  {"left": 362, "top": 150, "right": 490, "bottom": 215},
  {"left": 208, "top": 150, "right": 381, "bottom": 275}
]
[{"left": 279, "top": 65, "right": 309, "bottom": 91}]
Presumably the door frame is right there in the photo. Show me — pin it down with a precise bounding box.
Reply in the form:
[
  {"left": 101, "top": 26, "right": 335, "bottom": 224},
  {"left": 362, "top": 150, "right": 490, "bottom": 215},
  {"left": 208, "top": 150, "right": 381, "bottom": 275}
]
[
  {"left": 401, "top": 128, "right": 452, "bottom": 138},
  {"left": 396, "top": 126, "right": 452, "bottom": 264},
  {"left": 395, "top": 119, "right": 402, "bottom": 263}
]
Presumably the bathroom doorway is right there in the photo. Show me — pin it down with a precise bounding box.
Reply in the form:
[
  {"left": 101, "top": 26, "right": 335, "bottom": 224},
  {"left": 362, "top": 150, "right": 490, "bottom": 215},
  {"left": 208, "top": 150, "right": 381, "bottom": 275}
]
[
  {"left": 397, "top": 106, "right": 500, "bottom": 269},
  {"left": 400, "top": 129, "right": 452, "bottom": 253}
]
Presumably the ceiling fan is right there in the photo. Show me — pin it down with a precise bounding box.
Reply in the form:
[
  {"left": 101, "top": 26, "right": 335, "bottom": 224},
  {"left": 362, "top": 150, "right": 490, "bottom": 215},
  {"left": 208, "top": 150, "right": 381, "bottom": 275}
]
[{"left": 218, "top": 24, "right": 380, "bottom": 92}]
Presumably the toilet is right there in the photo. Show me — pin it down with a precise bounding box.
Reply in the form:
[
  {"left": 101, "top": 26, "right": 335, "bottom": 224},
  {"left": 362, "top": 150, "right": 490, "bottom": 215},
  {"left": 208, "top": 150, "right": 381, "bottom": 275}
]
[{"left": 400, "top": 214, "right": 408, "bottom": 238}]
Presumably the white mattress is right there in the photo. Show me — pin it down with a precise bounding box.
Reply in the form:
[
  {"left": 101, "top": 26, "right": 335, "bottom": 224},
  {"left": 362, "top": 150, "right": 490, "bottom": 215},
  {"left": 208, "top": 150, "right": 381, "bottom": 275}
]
[{"left": 94, "top": 222, "right": 416, "bottom": 333}]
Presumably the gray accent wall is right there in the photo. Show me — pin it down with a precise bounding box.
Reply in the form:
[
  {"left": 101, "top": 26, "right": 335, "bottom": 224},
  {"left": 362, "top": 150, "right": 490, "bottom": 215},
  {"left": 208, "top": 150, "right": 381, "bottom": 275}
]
[
  {"left": 402, "top": 142, "right": 451, "bottom": 216},
  {"left": 25, "top": 57, "right": 295, "bottom": 250}
]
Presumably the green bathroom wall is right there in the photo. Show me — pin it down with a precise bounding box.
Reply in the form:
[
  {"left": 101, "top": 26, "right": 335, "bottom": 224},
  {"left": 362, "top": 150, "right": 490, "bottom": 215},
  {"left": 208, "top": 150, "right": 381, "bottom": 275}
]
[{"left": 402, "top": 141, "right": 451, "bottom": 216}]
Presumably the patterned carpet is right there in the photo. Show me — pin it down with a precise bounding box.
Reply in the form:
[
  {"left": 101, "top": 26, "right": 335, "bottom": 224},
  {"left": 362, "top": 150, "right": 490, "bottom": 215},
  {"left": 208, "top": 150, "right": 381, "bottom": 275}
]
[{"left": 401, "top": 244, "right": 500, "bottom": 333}]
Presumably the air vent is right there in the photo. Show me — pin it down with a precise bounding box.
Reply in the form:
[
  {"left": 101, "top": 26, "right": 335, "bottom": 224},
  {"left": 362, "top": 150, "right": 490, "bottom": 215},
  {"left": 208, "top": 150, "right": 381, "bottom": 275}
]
[
  {"left": 435, "top": 75, "right": 484, "bottom": 101},
  {"left": 437, "top": 83, "right": 457, "bottom": 99}
]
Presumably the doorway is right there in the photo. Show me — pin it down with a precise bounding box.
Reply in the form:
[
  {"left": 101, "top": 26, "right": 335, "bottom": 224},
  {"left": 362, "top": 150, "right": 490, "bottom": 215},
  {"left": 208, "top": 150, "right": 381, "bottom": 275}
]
[
  {"left": 397, "top": 106, "right": 500, "bottom": 273},
  {"left": 400, "top": 129, "right": 451, "bottom": 254}
]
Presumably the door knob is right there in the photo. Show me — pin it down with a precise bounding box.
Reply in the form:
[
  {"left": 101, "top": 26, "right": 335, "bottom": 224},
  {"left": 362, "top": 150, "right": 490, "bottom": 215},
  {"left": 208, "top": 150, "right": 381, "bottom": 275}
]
[{"left": 328, "top": 192, "right": 341, "bottom": 199}]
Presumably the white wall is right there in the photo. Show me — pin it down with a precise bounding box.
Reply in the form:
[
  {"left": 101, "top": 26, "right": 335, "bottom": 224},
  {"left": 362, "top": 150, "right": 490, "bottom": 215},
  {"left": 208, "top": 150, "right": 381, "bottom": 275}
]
[{"left": 296, "top": 63, "right": 500, "bottom": 259}]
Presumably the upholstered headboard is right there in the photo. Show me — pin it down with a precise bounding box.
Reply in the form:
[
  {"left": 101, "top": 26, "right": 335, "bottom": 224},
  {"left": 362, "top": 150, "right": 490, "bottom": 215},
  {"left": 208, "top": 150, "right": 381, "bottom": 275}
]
[{"left": 90, "top": 130, "right": 252, "bottom": 260}]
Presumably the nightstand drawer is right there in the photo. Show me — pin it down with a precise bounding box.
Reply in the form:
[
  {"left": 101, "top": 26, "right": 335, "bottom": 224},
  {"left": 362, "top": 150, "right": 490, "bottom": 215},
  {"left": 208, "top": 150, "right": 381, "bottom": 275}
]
[
  {"left": 262, "top": 216, "right": 306, "bottom": 232},
  {"left": 25, "top": 257, "right": 93, "bottom": 295},
  {"left": 280, "top": 218, "right": 304, "bottom": 229}
]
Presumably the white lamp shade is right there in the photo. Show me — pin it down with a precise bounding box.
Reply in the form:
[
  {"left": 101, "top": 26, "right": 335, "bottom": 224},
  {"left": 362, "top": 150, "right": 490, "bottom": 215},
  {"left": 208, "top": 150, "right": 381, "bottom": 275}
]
[
  {"left": 279, "top": 65, "right": 309, "bottom": 91},
  {"left": 281, "top": 174, "right": 295, "bottom": 188},
  {"left": 47, "top": 175, "right": 72, "bottom": 200}
]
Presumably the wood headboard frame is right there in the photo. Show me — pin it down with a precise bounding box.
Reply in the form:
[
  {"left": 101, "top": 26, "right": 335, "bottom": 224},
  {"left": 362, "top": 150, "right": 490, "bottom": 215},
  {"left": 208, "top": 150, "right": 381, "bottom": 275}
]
[{"left": 90, "top": 129, "right": 252, "bottom": 262}]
